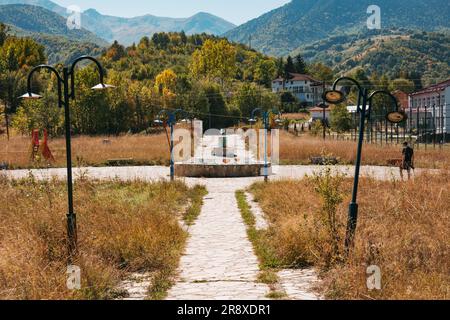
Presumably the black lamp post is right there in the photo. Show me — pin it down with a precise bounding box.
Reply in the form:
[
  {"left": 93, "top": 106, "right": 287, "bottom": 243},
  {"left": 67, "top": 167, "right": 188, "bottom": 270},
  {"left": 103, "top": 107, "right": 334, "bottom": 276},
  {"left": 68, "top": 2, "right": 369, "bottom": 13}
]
[
  {"left": 20, "top": 56, "right": 113, "bottom": 260},
  {"left": 323, "top": 77, "right": 406, "bottom": 252},
  {"left": 249, "top": 108, "right": 282, "bottom": 182},
  {"left": 318, "top": 102, "right": 328, "bottom": 140},
  {"left": 154, "top": 109, "right": 188, "bottom": 181}
]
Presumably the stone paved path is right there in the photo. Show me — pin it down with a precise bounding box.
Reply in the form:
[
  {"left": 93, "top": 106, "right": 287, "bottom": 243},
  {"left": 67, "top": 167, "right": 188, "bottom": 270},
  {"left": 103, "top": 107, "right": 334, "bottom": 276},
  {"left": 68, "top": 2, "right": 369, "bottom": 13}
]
[
  {"left": 167, "top": 180, "right": 269, "bottom": 300},
  {"left": 3, "top": 164, "right": 433, "bottom": 184}
]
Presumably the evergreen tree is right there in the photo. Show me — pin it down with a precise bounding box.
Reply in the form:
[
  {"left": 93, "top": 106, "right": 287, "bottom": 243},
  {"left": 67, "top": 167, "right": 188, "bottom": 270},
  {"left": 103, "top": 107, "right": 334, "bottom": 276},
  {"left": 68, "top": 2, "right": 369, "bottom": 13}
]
[
  {"left": 284, "top": 56, "right": 295, "bottom": 74},
  {"left": 0, "top": 23, "right": 8, "bottom": 46},
  {"left": 276, "top": 57, "right": 284, "bottom": 77},
  {"left": 294, "top": 53, "right": 308, "bottom": 74}
]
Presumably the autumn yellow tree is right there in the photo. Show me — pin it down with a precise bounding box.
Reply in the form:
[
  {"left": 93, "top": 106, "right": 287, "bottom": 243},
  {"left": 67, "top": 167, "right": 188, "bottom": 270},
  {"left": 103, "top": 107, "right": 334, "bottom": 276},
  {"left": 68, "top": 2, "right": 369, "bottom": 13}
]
[
  {"left": 190, "top": 39, "right": 237, "bottom": 86},
  {"left": 155, "top": 69, "right": 178, "bottom": 108}
]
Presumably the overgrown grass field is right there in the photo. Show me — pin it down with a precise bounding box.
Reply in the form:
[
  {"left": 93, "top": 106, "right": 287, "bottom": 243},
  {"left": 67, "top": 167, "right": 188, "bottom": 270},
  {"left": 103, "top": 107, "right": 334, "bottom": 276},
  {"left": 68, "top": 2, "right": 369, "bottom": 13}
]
[
  {"left": 0, "top": 175, "right": 206, "bottom": 300},
  {"left": 250, "top": 172, "right": 449, "bottom": 300},
  {"left": 280, "top": 132, "right": 450, "bottom": 169},
  {"left": 1, "top": 130, "right": 450, "bottom": 172},
  {"left": 2, "top": 131, "right": 450, "bottom": 170},
  {"left": 0, "top": 133, "right": 170, "bottom": 169}
]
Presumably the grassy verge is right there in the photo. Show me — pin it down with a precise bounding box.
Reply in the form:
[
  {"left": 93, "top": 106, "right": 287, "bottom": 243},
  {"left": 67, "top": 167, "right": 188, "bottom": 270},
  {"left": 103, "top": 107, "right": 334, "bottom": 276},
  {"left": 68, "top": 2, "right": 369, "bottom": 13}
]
[
  {"left": 0, "top": 175, "right": 205, "bottom": 300},
  {"left": 183, "top": 187, "right": 208, "bottom": 226},
  {"left": 148, "top": 185, "right": 207, "bottom": 300},
  {"left": 250, "top": 171, "right": 450, "bottom": 300},
  {"left": 235, "top": 191, "right": 286, "bottom": 299},
  {"left": 235, "top": 191, "right": 281, "bottom": 270}
]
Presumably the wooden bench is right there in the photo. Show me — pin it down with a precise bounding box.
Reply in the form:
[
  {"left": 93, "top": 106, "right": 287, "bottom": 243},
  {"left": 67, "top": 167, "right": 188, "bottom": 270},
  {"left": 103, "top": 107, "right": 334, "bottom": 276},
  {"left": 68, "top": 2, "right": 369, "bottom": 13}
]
[
  {"left": 106, "top": 158, "right": 134, "bottom": 166},
  {"left": 311, "top": 157, "right": 339, "bottom": 165},
  {"left": 0, "top": 162, "right": 8, "bottom": 170}
]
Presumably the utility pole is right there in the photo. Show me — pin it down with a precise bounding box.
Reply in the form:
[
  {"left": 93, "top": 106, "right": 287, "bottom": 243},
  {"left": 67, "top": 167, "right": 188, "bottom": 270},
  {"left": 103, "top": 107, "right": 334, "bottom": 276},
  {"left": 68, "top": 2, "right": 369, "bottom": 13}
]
[
  {"left": 322, "top": 81, "right": 326, "bottom": 140},
  {"left": 5, "top": 103, "right": 10, "bottom": 140}
]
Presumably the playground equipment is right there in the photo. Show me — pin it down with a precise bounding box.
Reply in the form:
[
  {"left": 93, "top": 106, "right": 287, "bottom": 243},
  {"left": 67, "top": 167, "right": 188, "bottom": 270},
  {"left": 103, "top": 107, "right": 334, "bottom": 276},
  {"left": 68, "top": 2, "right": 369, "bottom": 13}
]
[{"left": 30, "top": 129, "right": 55, "bottom": 163}]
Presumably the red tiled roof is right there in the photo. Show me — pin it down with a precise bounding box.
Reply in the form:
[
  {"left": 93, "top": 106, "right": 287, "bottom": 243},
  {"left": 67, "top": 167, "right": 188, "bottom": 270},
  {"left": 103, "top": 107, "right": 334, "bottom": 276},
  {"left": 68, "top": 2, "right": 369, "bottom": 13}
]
[
  {"left": 273, "top": 73, "right": 319, "bottom": 83},
  {"left": 309, "top": 105, "right": 333, "bottom": 112},
  {"left": 310, "top": 107, "right": 330, "bottom": 112},
  {"left": 410, "top": 79, "right": 450, "bottom": 96}
]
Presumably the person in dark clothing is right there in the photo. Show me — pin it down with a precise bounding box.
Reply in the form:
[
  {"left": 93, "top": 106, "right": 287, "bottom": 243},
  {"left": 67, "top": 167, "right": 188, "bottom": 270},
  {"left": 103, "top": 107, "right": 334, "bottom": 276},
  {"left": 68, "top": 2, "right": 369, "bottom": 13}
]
[{"left": 400, "top": 142, "right": 415, "bottom": 180}]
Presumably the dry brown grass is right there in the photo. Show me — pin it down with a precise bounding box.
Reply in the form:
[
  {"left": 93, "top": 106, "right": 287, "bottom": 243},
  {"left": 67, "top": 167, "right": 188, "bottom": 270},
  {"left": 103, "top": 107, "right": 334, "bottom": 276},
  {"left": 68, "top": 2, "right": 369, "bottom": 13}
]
[
  {"left": 251, "top": 172, "right": 450, "bottom": 300},
  {"left": 0, "top": 133, "right": 170, "bottom": 169},
  {"left": 0, "top": 176, "right": 205, "bottom": 300},
  {"left": 1, "top": 130, "right": 449, "bottom": 169},
  {"left": 280, "top": 131, "right": 450, "bottom": 169}
]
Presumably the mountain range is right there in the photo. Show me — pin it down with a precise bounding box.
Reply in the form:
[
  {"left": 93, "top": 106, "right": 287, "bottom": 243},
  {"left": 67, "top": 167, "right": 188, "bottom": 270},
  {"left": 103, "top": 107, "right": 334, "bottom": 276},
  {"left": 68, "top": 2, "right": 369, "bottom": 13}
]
[
  {"left": 0, "top": 0, "right": 449, "bottom": 83},
  {"left": 0, "top": 4, "right": 106, "bottom": 45},
  {"left": 225, "top": 0, "right": 450, "bottom": 56},
  {"left": 0, "top": 4, "right": 106, "bottom": 63},
  {"left": 0, "top": 0, "right": 236, "bottom": 45}
]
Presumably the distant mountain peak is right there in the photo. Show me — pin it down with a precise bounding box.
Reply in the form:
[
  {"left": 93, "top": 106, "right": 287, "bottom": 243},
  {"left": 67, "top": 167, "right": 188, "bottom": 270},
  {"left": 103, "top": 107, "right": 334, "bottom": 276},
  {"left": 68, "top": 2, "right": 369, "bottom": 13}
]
[
  {"left": 83, "top": 8, "right": 100, "bottom": 16},
  {"left": 0, "top": 0, "right": 237, "bottom": 45}
]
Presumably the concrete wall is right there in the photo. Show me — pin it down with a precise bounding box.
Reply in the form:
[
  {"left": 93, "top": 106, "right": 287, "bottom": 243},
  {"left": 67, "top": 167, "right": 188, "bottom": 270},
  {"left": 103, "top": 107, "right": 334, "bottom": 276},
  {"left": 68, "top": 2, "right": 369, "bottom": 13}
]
[{"left": 175, "top": 163, "right": 268, "bottom": 178}]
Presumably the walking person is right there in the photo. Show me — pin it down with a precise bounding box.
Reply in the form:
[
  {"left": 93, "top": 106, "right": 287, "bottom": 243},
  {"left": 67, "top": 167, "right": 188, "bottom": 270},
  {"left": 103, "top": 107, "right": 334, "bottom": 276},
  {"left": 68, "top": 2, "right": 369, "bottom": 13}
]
[{"left": 400, "top": 142, "right": 415, "bottom": 180}]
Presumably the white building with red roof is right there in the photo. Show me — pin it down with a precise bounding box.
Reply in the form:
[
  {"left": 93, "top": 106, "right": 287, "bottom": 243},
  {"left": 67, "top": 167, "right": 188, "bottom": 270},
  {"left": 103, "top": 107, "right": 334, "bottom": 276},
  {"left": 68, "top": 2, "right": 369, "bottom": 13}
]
[
  {"left": 408, "top": 79, "right": 450, "bottom": 137},
  {"left": 272, "top": 73, "right": 329, "bottom": 106}
]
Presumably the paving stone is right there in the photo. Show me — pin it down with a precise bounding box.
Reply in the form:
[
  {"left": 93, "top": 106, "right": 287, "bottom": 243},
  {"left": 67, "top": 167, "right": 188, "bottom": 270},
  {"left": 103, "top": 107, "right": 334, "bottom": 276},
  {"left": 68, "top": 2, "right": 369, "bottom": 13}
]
[
  {"left": 166, "top": 181, "right": 269, "bottom": 300},
  {"left": 277, "top": 269, "right": 322, "bottom": 300}
]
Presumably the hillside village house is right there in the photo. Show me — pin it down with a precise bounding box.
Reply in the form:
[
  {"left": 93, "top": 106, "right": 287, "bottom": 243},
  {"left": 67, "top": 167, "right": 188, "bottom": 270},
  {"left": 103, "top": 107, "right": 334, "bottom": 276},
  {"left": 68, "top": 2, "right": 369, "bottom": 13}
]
[
  {"left": 309, "top": 106, "right": 331, "bottom": 122},
  {"left": 272, "top": 73, "right": 329, "bottom": 106},
  {"left": 408, "top": 79, "right": 450, "bottom": 138}
]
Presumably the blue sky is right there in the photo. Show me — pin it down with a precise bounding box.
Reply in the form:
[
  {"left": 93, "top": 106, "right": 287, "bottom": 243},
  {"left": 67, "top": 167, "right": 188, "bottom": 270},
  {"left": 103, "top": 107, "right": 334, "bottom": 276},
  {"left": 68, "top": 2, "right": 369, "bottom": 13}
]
[{"left": 52, "top": 0, "right": 291, "bottom": 25}]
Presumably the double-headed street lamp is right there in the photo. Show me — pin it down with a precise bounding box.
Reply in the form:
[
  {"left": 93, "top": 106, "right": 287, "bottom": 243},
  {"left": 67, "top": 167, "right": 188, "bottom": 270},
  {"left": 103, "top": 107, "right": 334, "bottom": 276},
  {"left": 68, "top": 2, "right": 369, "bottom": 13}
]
[
  {"left": 323, "top": 77, "right": 406, "bottom": 252},
  {"left": 249, "top": 108, "right": 282, "bottom": 182},
  {"left": 154, "top": 109, "right": 189, "bottom": 181},
  {"left": 20, "top": 55, "right": 114, "bottom": 260}
]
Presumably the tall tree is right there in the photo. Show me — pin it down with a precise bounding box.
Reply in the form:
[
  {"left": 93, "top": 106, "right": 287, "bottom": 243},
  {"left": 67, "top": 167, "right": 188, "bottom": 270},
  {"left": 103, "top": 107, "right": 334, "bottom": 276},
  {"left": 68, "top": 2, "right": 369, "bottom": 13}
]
[
  {"left": 284, "top": 56, "right": 295, "bottom": 74},
  {"left": 105, "top": 41, "right": 126, "bottom": 62},
  {"left": 330, "top": 104, "right": 353, "bottom": 133},
  {"left": 255, "top": 59, "right": 276, "bottom": 88},
  {"left": 0, "top": 23, "right": 8, "bottom": 46},
  {"left": 309, "top": 62, "right": 334, "bottom": 82},
  {"left": 275, "top": 57, "right": 284, "bottom": 77},
  {"left": 190, "top": 39, "right": 237, "bottom": 86},
  {"left": 294, "top": 53, "right": 308, "bottom": 74}
]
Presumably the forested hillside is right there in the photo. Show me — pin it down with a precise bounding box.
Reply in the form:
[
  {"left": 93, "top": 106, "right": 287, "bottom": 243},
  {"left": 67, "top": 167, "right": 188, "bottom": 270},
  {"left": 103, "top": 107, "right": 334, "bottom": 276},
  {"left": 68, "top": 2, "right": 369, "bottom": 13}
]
[
  {"left": 225, "top": 0, "right": 450, "bottom": 56},
  {"left": 0, "top": 4, "right": 106, "bottom": 45},
  {"left": 0, "top": 4, "right": 107, "bottom": 63},
  {"left": 294, "top": 30, "right": 450, "bottom": 86},
  {"left": 1, "top": 28, "right": 282, "bottom": 136}
]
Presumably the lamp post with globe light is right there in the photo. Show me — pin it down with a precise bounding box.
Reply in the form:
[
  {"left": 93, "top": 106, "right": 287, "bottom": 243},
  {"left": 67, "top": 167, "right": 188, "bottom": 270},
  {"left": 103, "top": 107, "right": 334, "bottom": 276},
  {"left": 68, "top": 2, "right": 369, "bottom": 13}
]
[{"left": 20, "top": 55, "right": 114, "bottom": 260}]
